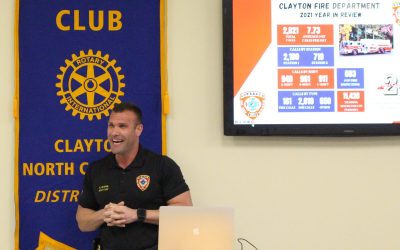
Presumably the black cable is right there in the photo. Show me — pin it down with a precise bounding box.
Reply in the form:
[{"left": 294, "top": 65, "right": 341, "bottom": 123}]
[{"left": 237, "top": 237, "right": 258, "bottom": 250}]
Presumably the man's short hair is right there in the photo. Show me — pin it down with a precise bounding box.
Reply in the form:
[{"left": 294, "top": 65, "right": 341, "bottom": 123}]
[{"left": 111, "top": 102, "right": 143, "bottom": 124}]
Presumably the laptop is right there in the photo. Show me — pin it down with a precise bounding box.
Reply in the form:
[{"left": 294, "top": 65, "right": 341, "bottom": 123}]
[{"left": 158, "top": 206, "right": 234, "bottom": 250}]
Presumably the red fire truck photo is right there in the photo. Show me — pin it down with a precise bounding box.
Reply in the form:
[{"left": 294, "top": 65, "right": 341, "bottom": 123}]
[{"left": 340, "top": 39, "right": 392, "bottom": 55}]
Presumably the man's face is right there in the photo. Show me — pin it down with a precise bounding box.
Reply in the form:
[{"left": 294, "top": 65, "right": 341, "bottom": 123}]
[{"left": 107, "top": 110, "right": 143, "bottom": 156}]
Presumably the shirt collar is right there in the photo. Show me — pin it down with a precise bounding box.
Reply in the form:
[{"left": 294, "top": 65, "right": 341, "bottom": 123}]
[{"left": 109, "top": 145, "right": 145, "bottom": 170}]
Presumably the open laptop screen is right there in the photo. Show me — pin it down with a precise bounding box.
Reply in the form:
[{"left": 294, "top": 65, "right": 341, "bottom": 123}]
[{"left": 158, "top": 206, "right": 234, "bottom": 250}]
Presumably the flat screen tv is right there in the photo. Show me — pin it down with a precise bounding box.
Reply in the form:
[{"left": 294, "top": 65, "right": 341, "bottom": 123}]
[{"left": 223, "top": 0, "right": 400, "bottom": 136}]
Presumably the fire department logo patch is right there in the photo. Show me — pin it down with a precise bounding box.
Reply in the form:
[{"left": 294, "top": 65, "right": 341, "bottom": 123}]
[{"left": 136, "top": 175, "right": 150, "bottom": 191}]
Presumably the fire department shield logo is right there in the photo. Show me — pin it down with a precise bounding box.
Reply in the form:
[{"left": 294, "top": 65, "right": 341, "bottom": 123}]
[
  {"left": 240, "top": 91, "right": 265, "bottom": 120},
  {"left": 136, "top": 175, "right": 150, "bottom": 191}
]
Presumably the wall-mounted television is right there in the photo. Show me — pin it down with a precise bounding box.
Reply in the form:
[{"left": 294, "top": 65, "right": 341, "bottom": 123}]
[{"left": 223, "top": 0, "right": 400, "bottom": 136}]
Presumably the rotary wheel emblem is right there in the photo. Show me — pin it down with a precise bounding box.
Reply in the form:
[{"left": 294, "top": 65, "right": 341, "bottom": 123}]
[{"left": 56, "top": 49, "right": 125, "bottom": 121}]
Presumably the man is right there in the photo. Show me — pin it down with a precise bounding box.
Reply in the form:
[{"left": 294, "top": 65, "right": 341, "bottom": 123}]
[{"left": 76, "top": 102, "right": 192, "bottom": 250}]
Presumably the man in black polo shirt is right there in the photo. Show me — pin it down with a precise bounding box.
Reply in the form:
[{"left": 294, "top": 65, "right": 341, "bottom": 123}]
[{"left": 76, "top": 102, "right": 192, "bottom": 250}]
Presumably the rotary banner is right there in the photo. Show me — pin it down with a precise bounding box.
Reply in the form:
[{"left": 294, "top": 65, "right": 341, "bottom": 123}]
[{"left": 15, "top": 0, "right": 168, "bottom": 249}]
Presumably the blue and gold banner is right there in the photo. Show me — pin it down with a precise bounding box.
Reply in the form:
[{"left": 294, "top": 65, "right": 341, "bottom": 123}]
[{"left": 15, "top": 0, "right": 168, "bottom": 249}]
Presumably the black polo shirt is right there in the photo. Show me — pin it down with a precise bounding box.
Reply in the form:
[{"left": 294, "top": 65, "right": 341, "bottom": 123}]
[{"left": 78, "top": 146, "right": 190, "bottom": 250}]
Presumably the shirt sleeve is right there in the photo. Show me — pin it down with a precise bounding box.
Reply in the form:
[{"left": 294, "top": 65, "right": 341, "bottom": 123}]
[
  {"left": 161, "top": 156, "right": 190, "bottom": 201},
  {"left": 78, "top": 164, "right": 100, "bottom": 210}
]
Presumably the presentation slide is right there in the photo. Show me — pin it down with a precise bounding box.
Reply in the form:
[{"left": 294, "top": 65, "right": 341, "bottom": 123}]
[{"left": 232, "top": 0, "right": 400, "bottom": 126}]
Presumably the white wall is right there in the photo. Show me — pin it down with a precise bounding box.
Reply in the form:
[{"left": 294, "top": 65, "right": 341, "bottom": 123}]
[
  {"left": 1, "top": 0, "right": 400, "bottom": 249},
  {"left": 0, "top": 0, "right": 16, "bottom": 249}
]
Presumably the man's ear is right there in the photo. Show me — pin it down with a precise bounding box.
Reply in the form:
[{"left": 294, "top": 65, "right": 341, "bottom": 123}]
[{"left": 135, "top": 124, "right": 143, "bottom": 136}]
